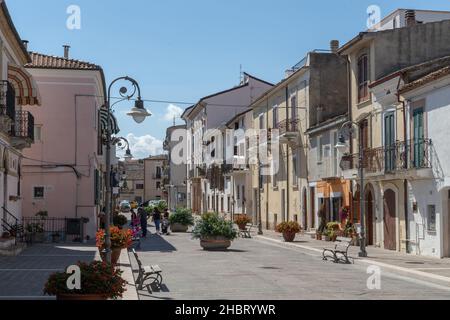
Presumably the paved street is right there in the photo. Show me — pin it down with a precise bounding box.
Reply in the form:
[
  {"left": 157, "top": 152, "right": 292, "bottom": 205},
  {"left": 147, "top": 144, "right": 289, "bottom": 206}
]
[
  {"left": 130, "top": 226, "right": 450, "bottom": 300},
  {"left": 0, "top": 243, "right": 98, "bottom": 299}
]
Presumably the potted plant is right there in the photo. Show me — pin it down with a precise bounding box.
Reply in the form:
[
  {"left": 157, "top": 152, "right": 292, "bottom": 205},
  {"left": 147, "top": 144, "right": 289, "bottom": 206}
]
[
  {"left": 51, "top": 232, "right": 61, "bottom": 243},
  {"left": 44, "top": 261, "right": 127, "bottom": 300},
  {"left": 316, "top": 232, "right": 322, "bottom": 241},
  {"left": 113, "top": 214, "right": 128, "bottom": 229},
  {"left": 276, "top": 221, "right": 301, "bottom": 242},
  {"left": 96, "top": 227, "right": 132, "bottom": 265},
  {"left": 235, "top": 215, "right": 252, "bottom": 231},
  {"left": 169, "top": 208, "right": 194, "bottom": 232},
  {"left": 26, "top": 222, "right": 45, "bottom": 243},
  {"left": 192, "top": 213, "right": 238, "bottom": 251}
]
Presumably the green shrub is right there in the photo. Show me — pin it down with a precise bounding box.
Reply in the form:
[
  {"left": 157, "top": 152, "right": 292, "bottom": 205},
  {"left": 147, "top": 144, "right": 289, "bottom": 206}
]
[
  {"left": 169, "top": 208, "right": 194, "bottom": 226},
  {"left": 192, "top": 213, "right": 237, "bottom": 241}
]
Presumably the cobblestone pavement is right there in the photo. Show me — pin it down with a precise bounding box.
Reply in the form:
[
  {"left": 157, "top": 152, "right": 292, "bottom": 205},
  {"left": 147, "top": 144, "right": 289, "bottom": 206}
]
[
  {"left": 0, "top": 243, "right": 97, "bottom": 299},
  {"left": 129, "top": 226, "right": 450, "bottom": 300}
]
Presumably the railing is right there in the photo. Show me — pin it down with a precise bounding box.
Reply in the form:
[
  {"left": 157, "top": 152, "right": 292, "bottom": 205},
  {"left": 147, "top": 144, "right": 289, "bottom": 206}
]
[
  {"left": 278, "top": 118, "right": 300, "bottom": 136},
  {"left": 0, "top": 81, "right": 15, "bottom": 121},
  {"left": 22, "top": 217, "right": 85, "bottom": 244},
  {"left": 11, "top": 110, "right": 34, "bottom": 141},
  {"left": 340, "top": 139, "right": 433, "bottom": 174},
  {"left": 1, "top": 207, "right": 22, "bottom": 245}
]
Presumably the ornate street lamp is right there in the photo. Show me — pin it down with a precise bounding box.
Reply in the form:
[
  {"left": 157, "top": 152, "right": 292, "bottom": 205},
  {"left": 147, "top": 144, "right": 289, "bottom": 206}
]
[
  {"left": 104, "top": 77, "right": 151, "bottom": 264},
  {"left": 335, "top": 121, "right": 368, "bottom": 258}
]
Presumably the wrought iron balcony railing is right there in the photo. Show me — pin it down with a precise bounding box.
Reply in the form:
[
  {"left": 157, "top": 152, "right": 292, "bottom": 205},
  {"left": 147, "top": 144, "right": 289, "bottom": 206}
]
[
  {"left": 278, "top": 118, "right": 300, "bottom": 136},
  {"left": 11, "top": 111, "right": 34, "bottom": 142},
  {"left": 340, "top": 139, "right": 432, "bottom": 174}
]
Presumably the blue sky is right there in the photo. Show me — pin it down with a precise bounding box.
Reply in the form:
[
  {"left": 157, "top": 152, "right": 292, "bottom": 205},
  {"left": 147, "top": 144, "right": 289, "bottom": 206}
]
[{"left": 8, "top": 0, "right": 450, "bottom": 158}]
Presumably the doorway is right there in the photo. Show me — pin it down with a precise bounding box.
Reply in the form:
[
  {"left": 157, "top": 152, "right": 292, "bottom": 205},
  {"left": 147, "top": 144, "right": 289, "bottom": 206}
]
[
  {"left": 303, "top": 188, "right": 308, "bottom": 230},
  {"left": 383, "top": 189, "right": 397, "bottom": 250},
  {"left": 310, "top": 187, "right": 315, "bottom": 229},
  {"left": 366, "top": 187, "right": 374, "bottom": 246}
]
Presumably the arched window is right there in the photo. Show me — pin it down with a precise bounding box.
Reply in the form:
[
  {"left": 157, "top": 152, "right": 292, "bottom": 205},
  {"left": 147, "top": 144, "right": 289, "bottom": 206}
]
[{"left": 358, "top": 54, "right": 369, "bottom": 102}]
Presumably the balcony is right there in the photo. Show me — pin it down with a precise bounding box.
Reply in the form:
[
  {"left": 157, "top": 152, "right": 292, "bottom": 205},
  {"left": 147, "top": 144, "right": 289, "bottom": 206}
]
[
  {"left": 340, "top": 139, "right": 433, "bottom": 179},
  {"left": 278, "top": 118, "right": 300, "bottom": 144},
  {"left": 10, "top": 111, "right": 34, "bottom": 149},
  {"left": 222, "top": 157, "right": 250, "bottom": 176},
  {"left": 189, "top": 164, "right": 207, "bottom": 180}
]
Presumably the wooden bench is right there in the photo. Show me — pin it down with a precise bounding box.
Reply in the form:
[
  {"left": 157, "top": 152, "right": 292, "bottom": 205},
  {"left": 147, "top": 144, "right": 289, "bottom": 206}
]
[
  {"left": 239, "top": 224, "right": 257, "bottom": 239},
  {"left": 322, "top": 237, "right": 354, "bottom": 264},
  {"left": 131, "top": 249, "right": 163, "bottom": 290}
]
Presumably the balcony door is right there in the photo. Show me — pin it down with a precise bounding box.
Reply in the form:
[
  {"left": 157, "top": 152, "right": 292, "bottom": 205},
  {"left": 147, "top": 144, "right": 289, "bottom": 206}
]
[
  {"left": 413, "top": 108, "right": 425, "bottom": 168},
  {"left": 384, "top": 113, "right": 395, "bottom": 172}
]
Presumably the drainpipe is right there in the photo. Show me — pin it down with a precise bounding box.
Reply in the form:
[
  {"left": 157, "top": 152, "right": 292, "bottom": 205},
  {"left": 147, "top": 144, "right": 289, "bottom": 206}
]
[
  {"left": 286, "top": 86, "right": 290, "bottom": 222},
  {"left": 397, "top": 74, "right": 410, "bottom": 253}
]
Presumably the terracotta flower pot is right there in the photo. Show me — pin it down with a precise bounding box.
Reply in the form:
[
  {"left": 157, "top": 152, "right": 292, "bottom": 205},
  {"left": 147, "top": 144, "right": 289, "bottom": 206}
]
[
  {"left": 283, "top": 231, "right": 296, "bottom": 242},
  {"left": 99, "top": 247, "right": 122, "bottom": 265},
  {"left": 57, "top": 294, "right": 108, "bottom": 301},
  {"left": 170, "top": 223, "right": 189, "bottom": 233},
  {"left": 316, "top": 234, "right": 322, "bottom": 241},
  {"left": 238, "top": 223, "right": 247, "bottom": 231},
  {"left": 200, "top": 237, "right": 232, "bottom": 251}
]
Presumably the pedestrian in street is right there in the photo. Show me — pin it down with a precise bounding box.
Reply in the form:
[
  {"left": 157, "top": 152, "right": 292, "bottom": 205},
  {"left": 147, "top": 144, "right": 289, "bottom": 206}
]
[
  {"left": 318, "top": 204, "right": 327, "bottom": 234},
  {"left": 139, "top": 207, "right": 148, "bottom": 238},
  {"left": 98, "top": 207, "right": 106, "bottom": 229},
  {"left": 153, "top": 208, "right": 162, "bottom": 234}
]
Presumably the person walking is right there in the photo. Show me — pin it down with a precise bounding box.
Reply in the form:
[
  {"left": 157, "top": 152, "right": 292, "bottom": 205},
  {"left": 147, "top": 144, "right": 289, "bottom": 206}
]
[
  {"left": 139, "top": 207, "right": 148, "bottom": 238},
  {"left": 318, "top": 204, "right": 327, "bottom": 235},
  {"left": 153, "top": 208, "right": 162, "bottom": 234}
]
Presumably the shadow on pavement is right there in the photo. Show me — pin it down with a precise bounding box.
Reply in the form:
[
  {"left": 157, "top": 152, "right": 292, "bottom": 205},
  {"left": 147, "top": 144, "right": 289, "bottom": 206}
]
[{"left": 136, "top": 233, "right": 177, "bottom": 253}]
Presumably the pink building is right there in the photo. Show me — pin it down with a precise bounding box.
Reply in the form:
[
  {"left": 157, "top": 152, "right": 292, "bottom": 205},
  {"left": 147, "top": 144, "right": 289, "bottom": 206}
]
[{"left": 21, "top": 49, "right": 118, "bottom": 239}]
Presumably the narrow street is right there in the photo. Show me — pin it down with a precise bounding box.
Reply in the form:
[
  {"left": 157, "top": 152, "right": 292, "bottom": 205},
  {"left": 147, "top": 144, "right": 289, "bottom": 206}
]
[{"left": 130, "top": 225, "right": 450, "bottom": 300}]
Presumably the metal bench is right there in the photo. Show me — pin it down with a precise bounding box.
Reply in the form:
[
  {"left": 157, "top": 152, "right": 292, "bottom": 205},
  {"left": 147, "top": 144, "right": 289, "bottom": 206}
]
[
  {"left": 322, "top": 237, "right": 354, "bottom": 264},
  {"left": 239, "top": 224, "right": 257, "bottom": 238},
  {"left": 131, "top": 249, "right": 163, "bottom": 290}
]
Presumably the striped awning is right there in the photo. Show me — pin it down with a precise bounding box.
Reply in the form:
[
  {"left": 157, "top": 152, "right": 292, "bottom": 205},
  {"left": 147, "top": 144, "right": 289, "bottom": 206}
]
[
  {"left": 8, "top": 64, "right": 41, "bottom": 106},
  {"left": 100, "top": 108, "right": 120, "bottom": 134}
]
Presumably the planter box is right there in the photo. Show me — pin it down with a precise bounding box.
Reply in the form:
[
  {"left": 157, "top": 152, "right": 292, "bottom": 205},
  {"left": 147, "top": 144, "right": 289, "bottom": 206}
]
[
  {"left": 170, "top": 223, "right": 189, "bottom": 233},
  {"left": 200, "top": 237, "right": 231, "bottom": 251},
  {"left": 99, "top": 248, "right": 122, "bottom": 265}
]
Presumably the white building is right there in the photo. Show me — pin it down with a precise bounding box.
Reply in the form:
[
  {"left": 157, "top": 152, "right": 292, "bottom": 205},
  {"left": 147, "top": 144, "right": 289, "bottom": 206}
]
[
  {"left": 182, "top": 73, "right": 273, "bottom": 215},
  {"left": 398, "top": 59, "right": 450, "bottom": 258},
  {"left": 369, "top": 8, "right": 450, "bottom": 31}
]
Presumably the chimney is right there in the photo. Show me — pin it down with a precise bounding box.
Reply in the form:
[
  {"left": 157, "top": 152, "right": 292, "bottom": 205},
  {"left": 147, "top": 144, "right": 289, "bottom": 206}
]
[
  {"left": 22, "top": 40, "right": 29, "bottom": 50},
  {"left": 330, "top": 40, "right": 339, "bottom": 53},
  {"left": 63, "top": 45, "right": 71, "bottom": 59},
  {"left": 405, "top": 10, "right": 416, "bottom": 27}
]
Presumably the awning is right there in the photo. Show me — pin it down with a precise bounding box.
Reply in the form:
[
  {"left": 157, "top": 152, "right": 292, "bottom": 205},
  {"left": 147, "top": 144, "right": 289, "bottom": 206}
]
[
  {"left": 100, "top": 108, "right": 120, "bottom": 134},
  {"left": 7, "top": 64, "right": 41, "bottom": 106}
]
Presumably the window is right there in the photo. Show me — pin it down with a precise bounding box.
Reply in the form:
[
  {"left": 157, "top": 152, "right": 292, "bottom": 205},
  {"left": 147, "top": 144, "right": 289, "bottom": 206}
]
[
  {"left": 136, "top": 184, "right": 144, "bottom": 190},
  {"left": 427, "top": 205, "right": 436, "bottom": 232},
  {"left": 332, "top": 131, "right": 339, "bottom": 176},
  {"left": 291, "top": 95, "right": 298, "bottom": 120},
  {"left": 358, "top": 54, "right": 369, "bottom": 102},
  {"left": 317, "top": 136, "right": 323, "bottom": 162},
  {"left": 34, "top": 125, "right": 42, "bottom": 142},
  {"left": 272, "top": 105, "right": 279, "bottom": 129},
  {"left": 235, "top": 122, "right": 239, "bottom": 130},
  {"left": 33, "top": 186, "right": 45, "bottom": 199},
  {"left": 259, "top": 114, "right": 265, "bottom": 130},
  {"left": 292, "top": 152, "right": 298, "bottom": 186},
  {"left": 237, "top": 185, "right": 241, "bottom": 200},
  {"left": 156, "top": 182, "right": 161, "bottom": 189}
]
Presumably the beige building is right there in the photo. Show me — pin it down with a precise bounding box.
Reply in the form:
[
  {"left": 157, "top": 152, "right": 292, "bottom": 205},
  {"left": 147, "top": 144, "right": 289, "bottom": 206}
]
[
  {"left": 250, "top": 48, "right": 348, "bottom": 231},
  {"left": 119, "top": 159, "right": 145, "bottom": 204},
  {"left": 163, "top": 125, "right": 187, "bottom": 210},
  {"left": 339, "top": 9, "right": 450, "bottom": 255},
  {"left": 144, "top": 155, "right": 168, "bottom": 203}
]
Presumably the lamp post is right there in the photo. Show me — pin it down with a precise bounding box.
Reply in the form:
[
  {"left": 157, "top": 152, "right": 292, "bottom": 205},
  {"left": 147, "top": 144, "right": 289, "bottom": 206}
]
[
  {"left": 104, "top": 76, "right": 152, "bottom": 264},
  {"left": 110, "top": 137, "right": 133, "bottom": 221},
  {"left": 335, "top": 121, "right": 367, "bottom": 258}
]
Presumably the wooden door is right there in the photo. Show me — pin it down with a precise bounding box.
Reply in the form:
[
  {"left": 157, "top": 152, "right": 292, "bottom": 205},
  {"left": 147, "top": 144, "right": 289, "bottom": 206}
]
[
  {"left": 383, "top": 189, "right": 397, "bottom": 250},
  {"left": 303, "top": 189, "right": 308, "bottom": 230},
  {"left": 367, "top": 190, "right": 374, "bottom": 246},
  {"left": 310, "top": 188, "right": 316, "bottom": 228}
]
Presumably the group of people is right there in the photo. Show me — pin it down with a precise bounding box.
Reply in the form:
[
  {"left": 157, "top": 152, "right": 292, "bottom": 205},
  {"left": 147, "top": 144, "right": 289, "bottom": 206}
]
[{"left": 131, "top": 207, "right": 170, "bottom": 239}]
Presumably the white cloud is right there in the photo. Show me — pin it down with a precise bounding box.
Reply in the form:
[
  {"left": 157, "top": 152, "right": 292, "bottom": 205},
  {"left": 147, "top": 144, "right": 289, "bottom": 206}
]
[
  {"left": 164, "top": 104, "right": 183, "bottom": 122},
  {"left": 120, "top": 133, "right": 164, "bottom": 159}
]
